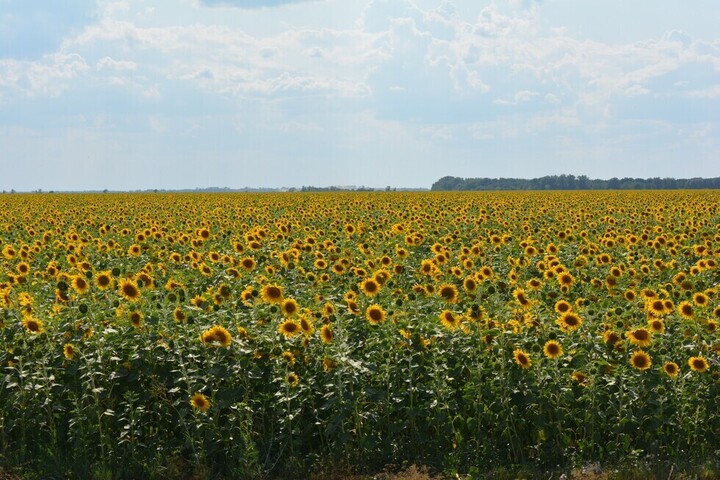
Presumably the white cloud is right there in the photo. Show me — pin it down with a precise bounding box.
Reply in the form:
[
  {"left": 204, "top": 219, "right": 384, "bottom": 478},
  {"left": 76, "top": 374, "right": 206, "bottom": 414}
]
[{"left": 96, "top": 56, "right": 137, "bottom": 70}]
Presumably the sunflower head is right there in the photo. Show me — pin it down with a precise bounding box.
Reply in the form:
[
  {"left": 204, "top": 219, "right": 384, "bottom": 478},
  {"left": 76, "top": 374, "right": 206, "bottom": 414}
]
[
  {"left": 190, "top": 393, "right": 211, "bottom": 412},
  {"left": 63, "top": 343, "right": 76, "bottom": 361},
  {"left": 688, "top": 356, "right": 709, "bottom": 373},
  {"left": 261, "top": 284, "right": 284, "bottom": 304},
  {"left": 320, "top": 324, "right": 333, "bottom": 344},
  {"left": 663, "top": 361, "right": 679, "bottom": 378},
  {"left": 201, "top": 325, "right": 233, "bottom": 347},
  {"left": 630, "top": 350, "right": 652, "bottom": 371},
  {"left": 543, "top": 340, "right": 563, "bottom": 359},
  {"left": 625, "top": 328, "right": 652, "bottom": 347},
  {"left": 365, "top": 304, "right": 386, "bottom": 325},
  {"left": 439, "top": 310, "right": 462, "bottom": 330},
  {"left": 278, "top": 320, "right": 301, "bottom": 337},
  {"left": 513, "top": 349, "right": 532, "bottom": 369}
]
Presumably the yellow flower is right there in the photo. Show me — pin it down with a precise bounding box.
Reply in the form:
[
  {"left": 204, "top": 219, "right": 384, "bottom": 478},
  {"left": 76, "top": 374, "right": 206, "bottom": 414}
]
[
  {"left": 630, "top": 350, "right": 652, "bottom": 371},
  {"left": 63, "top": 343, "right": 76, "bottom": 361},
  {"left": 688, "top": 356, "right": 709, "bottom": 373},
  {"left": 513, "top": 349, "right": 532, "bottom": 369},
  {"left": 543, "top": 340, "right": 563, "bottom": 359},
  {"left": 320, "top": 325, "right": 333, "bottom": 344},
  {"left": 190, "top": 393, "right": 211, "bottom": 412},
  {"left": 278, "top": 320, "right": 301, "bottom": 337},
  {"left": 200, "top": 325, "right": 232, "bottom": 347},
  {"left": 365, "top": 304, "right": 386, "bottom": 324},
  {"left": 663, "top": 361, "right": 679, "bottom": 378},
  {"left": 22, "top": 316, "right": 45, "bottom": 334},
  {"left": 625, "top": 328, "right": 652, "bottom": 348},
  {"left": 439, "top": 310, "right": 462, "bottom": 330}
]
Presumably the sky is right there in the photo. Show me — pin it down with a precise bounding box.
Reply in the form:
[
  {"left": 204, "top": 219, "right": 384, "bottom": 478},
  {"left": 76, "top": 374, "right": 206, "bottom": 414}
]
[{"left": 1, "top": 0, "right": 719, "bottom": 191}]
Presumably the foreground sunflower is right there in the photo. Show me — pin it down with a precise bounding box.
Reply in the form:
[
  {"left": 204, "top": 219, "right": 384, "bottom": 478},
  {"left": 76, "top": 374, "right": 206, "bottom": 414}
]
[
  {"left": 119, "top": 279, "right": 141, "bottom": 302},
  {"left": 543, "top": 340, "right": 563, "bottom": 359},
  {"left": 281, "top": 298, "right": 299, "bottom": 317},
  {"left": 625, "top": 327, "right": 652, "bottom": 348},
  {"left": 688, "top": 356, "right": 709, "bottom": 373},
  {"left": 261, "top": 284, "right": 284, "bottom": 304},
  {"left": 365, "top": 304, "right": 386, "bottom": 324},
  {"left": 439, "top": 310, "right": 462, "bottom": 330},
  {"left": 513, "top": 349, "right": 532, "bottom": 369},
  {"left": 190, "top": 393, "right": 211, "bottom": 412},
  {"left": 278, "top": 319, "right": 301, "bottom": 337},
  {"left": 630, "top": 350, "right": 652, "bottom": 371},
  {"left": 22, "top": 316, "right": 45, "bottom": 334},
  {"left": 200, "top": 325, "right": 232, "bottom": 347},
  {"left": 63, "top": 343, "right": 76, "bottom": 361},
  {"left": 320, "top": 324, "right": 333, "bottom": 343},
  {"left": 557, "top": 312, "right": 583, "bottom": 332},
  {"left": 663, "top": 361, "right": 679, "bottom": 378}
]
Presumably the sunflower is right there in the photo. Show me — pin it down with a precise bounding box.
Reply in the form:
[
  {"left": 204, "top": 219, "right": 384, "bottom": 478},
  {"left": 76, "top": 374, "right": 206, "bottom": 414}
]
[
  {"left": 278, "top": 319, "right": 301, "bottom": 337},
  {"left": 646, "top": 299, "right": 667, "bottom": 316},
  {"left": 200, "top": 325, "right": 233, "bottom": 347},
  {"left": 346, "top": 300, "right": 360, "bottom": 315},
  {"left": 438, "top": 284, "right": 459, "bottom": 303},
  {"left": 688, "top": 356, "right": 709, "bottom": 373},
  {"left": 439, "top": 310, "right": 462, "bottom": 330},
  {"left": 625, "top": 328, "right": 652, "bottom": 348},
  {"left": 320, "top": 324, "right": 334, "bottom": 344},
  {"left": 678, "top": 301, "right": 694, "bottom": 319},
  {"left": 526, "top": 278, "right": 543, "bottom": 290},
  {"left": 281, "top": 298, "right": 299, "bottom": 317},
  {"left": 323, "top": 357, "right": 337, "bottom": 372},
  {"left": 571, "top": 371, "right": 588, "bottom": 386},
  {"left": 129, "top": 311, "right": 143, "bottom": 329},
  {"left": 693, "top": 292, "right": 709, "bottom": 307},
  {"left": 63, "top": 343, "right": 76, "bottom": 361},
  {"left": 557, "top": 271, "right": 575, "bottom": 287},
  {"left": 172, "top": 307, "right": 186, "bottom": 322},
  {"left": 513, "top": 349, "right": 532, "bottom": 369},
  {"left": 663, "top": 361, "right": 679, "bottom": 378},
  {"left": 557, "top": 312, "right": 583, "bottom": 332},
  {"left": 623, "top": 290, "right": 636, "bottom": 302},
  {"left": 190, "top": 393, "right": 211, "bottom": 412},
  {"left": 71, "top": 275, "right": 90, "bottom": 294},
  {"left": 282, "top": 351, "right": 296, "bottom": 366},
  {"left": 286, "top": 372, "right": 300, "bottom": 387},
  {"left": 22, "top": 316, "right": 45, "bottom": 334},
  {"left": 96, "top": 271, "right": 113, "bottom": 290},
  {"left": 299, "top": 315, "right": 315, "bottom": 336},
  {"left": 119, "top": 279, "right": 141, "bottom": 302},
  {"left": 543, "top": 340, "right": 563, "bottom": 359},
  {"left": 360, "top": 278, "right": 381, "bottom": 297},
  {"left": 554, "top": 300, "right": 572, "bottom": 314},
  {"left": 630, "top": 350, "right": 652, "bottom": 371},
  {"left": 365, "top": 304, "right": 386, "bottom": 325},
  {"left": 647, "top": 318, "right": 665, "bottom": 334},
  {"left": 261, "top": 284, "right": 284, "bottom": 304},
  {"left": 513, "top": 288, "right": 532, "bottom": 309}
]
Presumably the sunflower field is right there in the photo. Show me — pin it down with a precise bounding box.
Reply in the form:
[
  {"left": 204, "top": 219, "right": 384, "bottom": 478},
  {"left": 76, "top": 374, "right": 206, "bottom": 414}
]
[{"left": 1, "top": 191, "right": 719, "bottom": 478}]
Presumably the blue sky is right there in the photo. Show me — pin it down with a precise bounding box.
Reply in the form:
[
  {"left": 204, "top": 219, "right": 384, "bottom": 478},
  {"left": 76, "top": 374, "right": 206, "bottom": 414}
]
[{"left": 1, "top": 0, "right": 719, "bottom": 191}]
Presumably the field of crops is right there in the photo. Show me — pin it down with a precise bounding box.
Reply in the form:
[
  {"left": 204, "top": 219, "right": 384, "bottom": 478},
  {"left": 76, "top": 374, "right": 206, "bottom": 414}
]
[{"left": 1, "top": 191, "right": 719, "bottom": 479}]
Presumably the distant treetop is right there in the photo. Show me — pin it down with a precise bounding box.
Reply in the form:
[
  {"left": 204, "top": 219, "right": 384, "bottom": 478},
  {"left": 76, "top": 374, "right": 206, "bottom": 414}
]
[{"left": 431, "top": 175, "right": 720, "bottom": 191}]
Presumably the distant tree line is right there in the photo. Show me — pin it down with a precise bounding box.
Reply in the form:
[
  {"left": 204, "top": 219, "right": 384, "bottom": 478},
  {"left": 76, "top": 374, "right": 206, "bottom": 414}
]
[{"left": 431, "top": 174, "right": 720, "bottom": 191}]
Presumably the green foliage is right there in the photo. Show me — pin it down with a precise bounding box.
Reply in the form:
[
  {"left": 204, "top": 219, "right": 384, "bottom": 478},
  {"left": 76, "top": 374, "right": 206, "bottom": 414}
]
[{"left": 0, "top": 191, "right": 719, "bottom": 478}]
